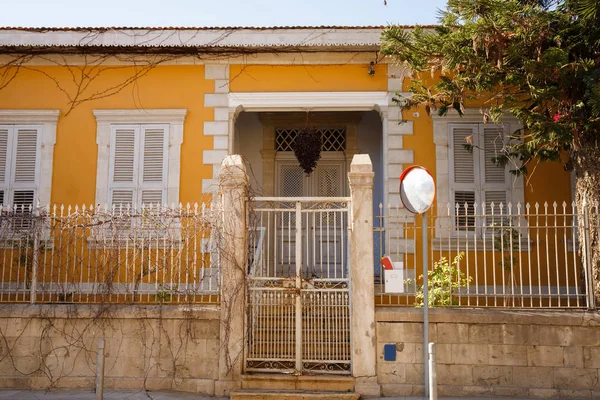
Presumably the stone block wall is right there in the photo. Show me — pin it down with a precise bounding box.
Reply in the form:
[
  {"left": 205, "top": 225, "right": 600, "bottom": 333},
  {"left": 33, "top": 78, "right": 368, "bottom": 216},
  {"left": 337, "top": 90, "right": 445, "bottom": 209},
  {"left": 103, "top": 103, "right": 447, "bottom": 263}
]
[
  {"left": 0, "top": 305, "right": 220, "bottom": 395},
  {"left": 376, "top": 308, "right": 600, "bottom": 398}
]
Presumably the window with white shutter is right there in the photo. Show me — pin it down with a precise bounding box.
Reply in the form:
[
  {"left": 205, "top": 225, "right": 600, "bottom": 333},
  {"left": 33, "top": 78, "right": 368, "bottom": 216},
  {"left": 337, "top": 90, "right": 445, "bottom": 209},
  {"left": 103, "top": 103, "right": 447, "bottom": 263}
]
[
  {"left": 449, "top": 123, "right": 510, "bottom": 233},
  {"left": 108, "top": 124, "right": 168, "bottom": 208},
  {"left": 0, "top": 125, "right": 41, "bottom": 209}
]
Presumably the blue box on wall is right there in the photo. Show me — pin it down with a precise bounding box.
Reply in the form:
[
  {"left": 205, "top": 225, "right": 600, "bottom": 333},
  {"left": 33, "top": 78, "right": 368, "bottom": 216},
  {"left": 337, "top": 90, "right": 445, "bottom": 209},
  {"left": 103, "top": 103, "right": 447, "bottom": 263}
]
[{"left": 383, "top": 344, "right": 396, "bottom": 361}]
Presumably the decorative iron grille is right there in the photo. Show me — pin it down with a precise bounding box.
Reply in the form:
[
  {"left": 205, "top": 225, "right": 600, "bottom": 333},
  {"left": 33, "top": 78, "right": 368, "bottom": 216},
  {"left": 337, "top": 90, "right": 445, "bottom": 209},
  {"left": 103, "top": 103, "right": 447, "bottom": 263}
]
[
  {"left": 275, "top": 128, "right": 346, "bottom": 152},
  {"left": 246, "top": 197, "right": 352, "bottom": 375}
]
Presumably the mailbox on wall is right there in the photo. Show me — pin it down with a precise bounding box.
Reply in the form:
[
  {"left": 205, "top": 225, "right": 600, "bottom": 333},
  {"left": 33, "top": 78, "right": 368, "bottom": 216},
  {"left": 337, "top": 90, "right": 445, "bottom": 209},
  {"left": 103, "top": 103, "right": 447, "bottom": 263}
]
[{"left": 381, "top": 256, "right": 405, "bottom": 293}]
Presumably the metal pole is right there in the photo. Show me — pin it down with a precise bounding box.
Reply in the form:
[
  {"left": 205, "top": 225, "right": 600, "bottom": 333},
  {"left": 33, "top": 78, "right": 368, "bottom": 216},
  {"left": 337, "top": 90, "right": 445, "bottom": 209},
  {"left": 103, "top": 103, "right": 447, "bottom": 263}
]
[
  {"left": 295, "top": 201, "right": 303, "bottom": 373},
  {"left": 582, "top": 200, "right": 596, "bottom": 310},
  {"left": 96, "top": 338, "right": 105, "bottom": 400},
  {"left": 428, "top": 342, "right": 437, "bottom": 400},
  {"left": 30, "top": 218, "right": 39, "bottom": 304},
  {"left": 422, "top": 211, "right": 429, "bottom": 397}
]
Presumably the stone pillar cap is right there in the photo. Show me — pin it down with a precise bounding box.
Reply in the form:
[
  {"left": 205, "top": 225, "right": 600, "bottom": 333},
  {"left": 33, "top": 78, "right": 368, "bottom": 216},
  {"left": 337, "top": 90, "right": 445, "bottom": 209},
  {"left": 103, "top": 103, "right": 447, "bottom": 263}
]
[
  {"left": 350, "top": 154, "right": 373, "bottom": 173},
  {"left": 221, "top": 154, "right": 243, "bottom": 167},
  {"left": 220, "top": 154, "right": 246, "bottom": 174}
]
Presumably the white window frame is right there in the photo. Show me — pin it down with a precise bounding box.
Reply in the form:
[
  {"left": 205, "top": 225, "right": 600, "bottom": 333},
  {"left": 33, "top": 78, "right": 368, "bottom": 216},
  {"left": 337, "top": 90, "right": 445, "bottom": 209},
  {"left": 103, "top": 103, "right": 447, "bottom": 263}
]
[
  {"left": 448, "top": 122, "right": 513, "bottom": 230},
  {"left": 0, "top": 110, "right": 59, "bottom": 208},
  {"left": 432, "top": 109, "right": 525, "bottom": 243},
  {"left": 93, "top": 109, "right": 186, "bottom": 208}
]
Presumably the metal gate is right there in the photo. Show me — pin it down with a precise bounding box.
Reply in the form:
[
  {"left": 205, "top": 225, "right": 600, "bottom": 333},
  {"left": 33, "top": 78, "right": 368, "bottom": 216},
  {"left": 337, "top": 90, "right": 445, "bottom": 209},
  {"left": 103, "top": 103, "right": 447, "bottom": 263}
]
[{"left": 245, "top": 197, "right": 352, "bottom": 375}]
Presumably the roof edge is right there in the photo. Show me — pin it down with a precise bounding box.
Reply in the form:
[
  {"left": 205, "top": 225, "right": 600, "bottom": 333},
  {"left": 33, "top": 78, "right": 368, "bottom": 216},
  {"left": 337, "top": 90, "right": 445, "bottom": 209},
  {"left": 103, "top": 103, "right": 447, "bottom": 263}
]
[{"left": 0, "top": 25, "right": 435, "bottom": 31}]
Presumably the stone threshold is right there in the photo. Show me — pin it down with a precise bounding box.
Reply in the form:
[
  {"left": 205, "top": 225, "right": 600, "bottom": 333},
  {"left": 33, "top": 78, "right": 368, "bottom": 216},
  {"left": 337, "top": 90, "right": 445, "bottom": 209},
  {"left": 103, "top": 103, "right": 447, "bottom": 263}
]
[
  {"left": 231, "top": 390, "right": 360, "bottom": 400},
  {"left": 241, "top": 374, "right": 355, "bottom": 392}
]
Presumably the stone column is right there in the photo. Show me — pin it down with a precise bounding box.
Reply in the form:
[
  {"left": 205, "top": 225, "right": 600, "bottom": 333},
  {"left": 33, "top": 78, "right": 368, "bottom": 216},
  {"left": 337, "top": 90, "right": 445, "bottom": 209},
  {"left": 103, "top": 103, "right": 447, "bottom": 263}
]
[
  {"left": 216, "top": 155, "right": 247, "bottom": 396},
  {"left": 348, "top": 154, "right": 381, "bottom": 397}
]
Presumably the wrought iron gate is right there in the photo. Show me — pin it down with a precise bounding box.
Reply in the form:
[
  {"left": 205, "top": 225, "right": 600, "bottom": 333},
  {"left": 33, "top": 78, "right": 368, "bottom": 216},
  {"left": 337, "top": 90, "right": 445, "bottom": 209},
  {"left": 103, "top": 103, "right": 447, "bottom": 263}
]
[{"left": 245, "top": 197, "right": 352, "bottom": 375}]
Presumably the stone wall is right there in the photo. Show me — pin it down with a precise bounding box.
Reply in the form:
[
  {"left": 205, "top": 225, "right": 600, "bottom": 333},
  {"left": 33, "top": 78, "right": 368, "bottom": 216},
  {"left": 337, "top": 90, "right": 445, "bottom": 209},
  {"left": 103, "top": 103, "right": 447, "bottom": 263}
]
[
  {"left": 376, "top": 308, "right": 600, "bottom": 398},
  {"left": 0, "top": 304, "right": 220, "bottom": 395}
]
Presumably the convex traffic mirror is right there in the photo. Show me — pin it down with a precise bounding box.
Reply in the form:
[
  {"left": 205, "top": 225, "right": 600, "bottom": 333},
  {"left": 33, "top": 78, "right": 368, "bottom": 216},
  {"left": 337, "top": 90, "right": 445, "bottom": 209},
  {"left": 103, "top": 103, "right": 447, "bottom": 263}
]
[{"left": 399, "top": 166, "right": 435, "bottom": 214}]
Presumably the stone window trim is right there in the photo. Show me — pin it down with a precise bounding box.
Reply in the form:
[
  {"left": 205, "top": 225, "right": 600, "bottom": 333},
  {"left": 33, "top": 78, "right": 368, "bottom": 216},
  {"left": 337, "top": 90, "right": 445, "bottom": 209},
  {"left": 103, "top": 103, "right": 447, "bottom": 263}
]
[
  {"left": 0, "top": 109, "right": 59, "bottom": 207},
  {"left": 93, "top": 109, "right": 186, "bottom": 207},
  {"left": 432, "top": 109, "right": 525, "bottom": 242}
]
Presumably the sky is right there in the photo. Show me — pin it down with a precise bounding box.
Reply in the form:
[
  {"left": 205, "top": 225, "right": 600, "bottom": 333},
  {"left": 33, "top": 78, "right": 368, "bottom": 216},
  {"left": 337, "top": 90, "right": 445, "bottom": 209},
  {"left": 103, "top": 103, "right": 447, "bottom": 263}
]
[{"left": 0, "top": 0, "right": 448, "bottom": 28}]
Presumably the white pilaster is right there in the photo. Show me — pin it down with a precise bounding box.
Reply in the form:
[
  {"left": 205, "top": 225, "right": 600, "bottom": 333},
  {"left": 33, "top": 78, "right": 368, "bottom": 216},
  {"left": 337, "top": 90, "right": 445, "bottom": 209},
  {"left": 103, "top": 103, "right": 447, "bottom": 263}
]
[
  {"left": 384, "top": 65, "right": 416, "bottom": 252},
  {"left": 203, "top": 64, "right": 230, "bottom": 194}
]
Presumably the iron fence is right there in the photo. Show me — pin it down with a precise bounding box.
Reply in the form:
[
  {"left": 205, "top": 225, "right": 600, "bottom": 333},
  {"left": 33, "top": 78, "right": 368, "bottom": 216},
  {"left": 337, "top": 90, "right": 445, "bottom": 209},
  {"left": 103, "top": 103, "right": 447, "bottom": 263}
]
[
  {"left": 375, "top": 201, "right": 598, "bottom": 309},
  {"left": 0, "top": 202, "right": 221, "bottom": 304}
]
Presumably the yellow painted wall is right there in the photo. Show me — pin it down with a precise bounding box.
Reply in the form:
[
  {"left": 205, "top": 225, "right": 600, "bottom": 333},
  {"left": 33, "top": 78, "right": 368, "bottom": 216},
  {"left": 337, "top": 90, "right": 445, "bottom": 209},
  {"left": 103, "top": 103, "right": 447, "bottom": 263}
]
[
  {"left": 0, "top": 65, "right": 214, "bottom": 205},
  {"left": 0, "top": 63, "right": 571, "bottom": 206},
  {"left": 229, "top": 64, "right": 387, "bottom": 92}
]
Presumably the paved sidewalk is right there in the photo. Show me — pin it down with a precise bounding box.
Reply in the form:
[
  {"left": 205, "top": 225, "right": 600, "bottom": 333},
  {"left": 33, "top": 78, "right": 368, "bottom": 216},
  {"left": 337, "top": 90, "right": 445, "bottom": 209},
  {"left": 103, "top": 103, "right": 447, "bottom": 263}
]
[
  {"left": 0, "top": 390, "right": 227, "bottom": 400},
  {"left": 0, "top": 391, "right": 564, "bottom": 400}
]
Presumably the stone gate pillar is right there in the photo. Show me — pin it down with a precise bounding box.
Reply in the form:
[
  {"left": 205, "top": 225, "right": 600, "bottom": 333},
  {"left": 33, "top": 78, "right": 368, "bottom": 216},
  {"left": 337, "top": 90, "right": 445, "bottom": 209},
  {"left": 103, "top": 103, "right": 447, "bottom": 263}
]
[
  {"left": 216, "top": 155, "right": 247, "bottom": 396},
  {"left": 348, "top": 154, "right": 381, "bottom": 397}
]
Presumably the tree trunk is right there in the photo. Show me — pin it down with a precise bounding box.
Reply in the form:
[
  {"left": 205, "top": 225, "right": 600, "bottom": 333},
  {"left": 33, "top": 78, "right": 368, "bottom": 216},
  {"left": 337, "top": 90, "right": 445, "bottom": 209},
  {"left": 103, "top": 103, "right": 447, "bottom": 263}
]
[{"left": 574, "top": 141, "right": 600, "bottom": 308}]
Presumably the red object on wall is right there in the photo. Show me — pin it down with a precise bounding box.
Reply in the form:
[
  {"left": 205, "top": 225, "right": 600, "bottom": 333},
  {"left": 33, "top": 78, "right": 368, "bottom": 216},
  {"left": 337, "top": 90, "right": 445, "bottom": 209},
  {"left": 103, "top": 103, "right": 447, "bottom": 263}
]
[{"left": 381, "top": 255, "right": 394, "bottom": 270}]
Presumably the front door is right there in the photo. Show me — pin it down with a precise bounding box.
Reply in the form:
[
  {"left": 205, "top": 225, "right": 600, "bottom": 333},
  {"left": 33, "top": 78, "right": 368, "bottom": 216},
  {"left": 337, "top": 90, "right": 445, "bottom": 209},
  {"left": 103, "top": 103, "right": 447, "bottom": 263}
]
[{"left": 276, "top": 155, "right": 347, "bottom": 279}]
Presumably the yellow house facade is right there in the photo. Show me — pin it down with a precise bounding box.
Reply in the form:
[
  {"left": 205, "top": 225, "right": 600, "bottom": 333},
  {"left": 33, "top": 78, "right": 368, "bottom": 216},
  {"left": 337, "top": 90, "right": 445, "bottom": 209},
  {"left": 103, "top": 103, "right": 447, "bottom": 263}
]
[{"left": 0, "top": 27, "right": 595, "bottom": 399}]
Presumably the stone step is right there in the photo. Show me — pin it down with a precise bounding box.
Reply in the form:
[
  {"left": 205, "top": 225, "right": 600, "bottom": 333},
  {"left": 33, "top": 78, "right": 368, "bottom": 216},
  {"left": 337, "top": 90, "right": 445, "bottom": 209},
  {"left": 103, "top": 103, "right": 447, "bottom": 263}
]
[
  {"left": 240, "top": 374, "right": 355, "bottom": 392},
  {"left": 230, "top": 390, "right": 360, "bottom": 400}
]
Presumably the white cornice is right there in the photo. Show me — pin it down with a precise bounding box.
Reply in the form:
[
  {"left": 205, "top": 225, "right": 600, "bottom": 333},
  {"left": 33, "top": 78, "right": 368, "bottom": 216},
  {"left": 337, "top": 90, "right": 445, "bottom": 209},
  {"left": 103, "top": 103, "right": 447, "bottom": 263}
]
[
  {"left": 229, "top": 91, "right": 389, "bottom": 112},
  {"left": 0, "top": 28, "right": 382, "bottom": 49},
  {"left": 93, "top": 109, "right": 187, "bottom": 124},
  {"left": 0, "top": 109, "right": 60, "bottom": 123},
  {"left": 0, "top": 52, "right": 382, "bottom": 66}
]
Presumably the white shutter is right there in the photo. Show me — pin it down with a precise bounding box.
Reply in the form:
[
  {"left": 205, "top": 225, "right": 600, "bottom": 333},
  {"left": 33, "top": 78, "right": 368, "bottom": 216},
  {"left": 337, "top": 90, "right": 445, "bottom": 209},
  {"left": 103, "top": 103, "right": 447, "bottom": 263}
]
[
  {"left": 483, "top": 126, "right": 506, "bottom": 184},
  {"left": 12, "top": 191, "right": 35, "bottom": 208},
  {"left": 450, "top": 123, "right": 513, "bottom": 233},
  {"left": 139, "top": 126, "right": 168, "bottom": 206},
  {"left": 0, "top": 127, "right": 9, "bottom": 205},
  {"left": 109, "top": 126, "right": 139, "bottom": 207},
  {"left": 455, "top": 191, "right": 476, "bottom": 230},
  {"left": 450, "top": 125, "right": 478, "bottom": 231},
  {"left": 112, "top": 128, "right": 137, "bottom": 183},
  {"left": 111, "top": 190, "right": 135, "bottom": 209},
  {"left": 480, "top": 124, "right": 510, "bottom": 226},
  {"left": 452, "top": 126, "right": 476, "bottom": 184},
  {"left": 485, "top": 191, "right": 507, "bottom": 209},
  {"left": 13, "top": 128, "right": 39, "bottom": 184},
  {"left": 11, "top": 127, "right": 40, "bottom": 208},
  {"left": 109, "top": 125, "right": 169, "bottom": 208},
  {"left": 485, "top": 190, "right": 507, "bottom": 225}
]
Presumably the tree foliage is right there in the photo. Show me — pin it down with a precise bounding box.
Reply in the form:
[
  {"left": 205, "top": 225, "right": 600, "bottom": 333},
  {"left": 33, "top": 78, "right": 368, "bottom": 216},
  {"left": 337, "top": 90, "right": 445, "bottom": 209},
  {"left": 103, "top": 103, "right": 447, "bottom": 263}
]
[{"left": 381, "top": 0, "right": 600, "bottom": 175}]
